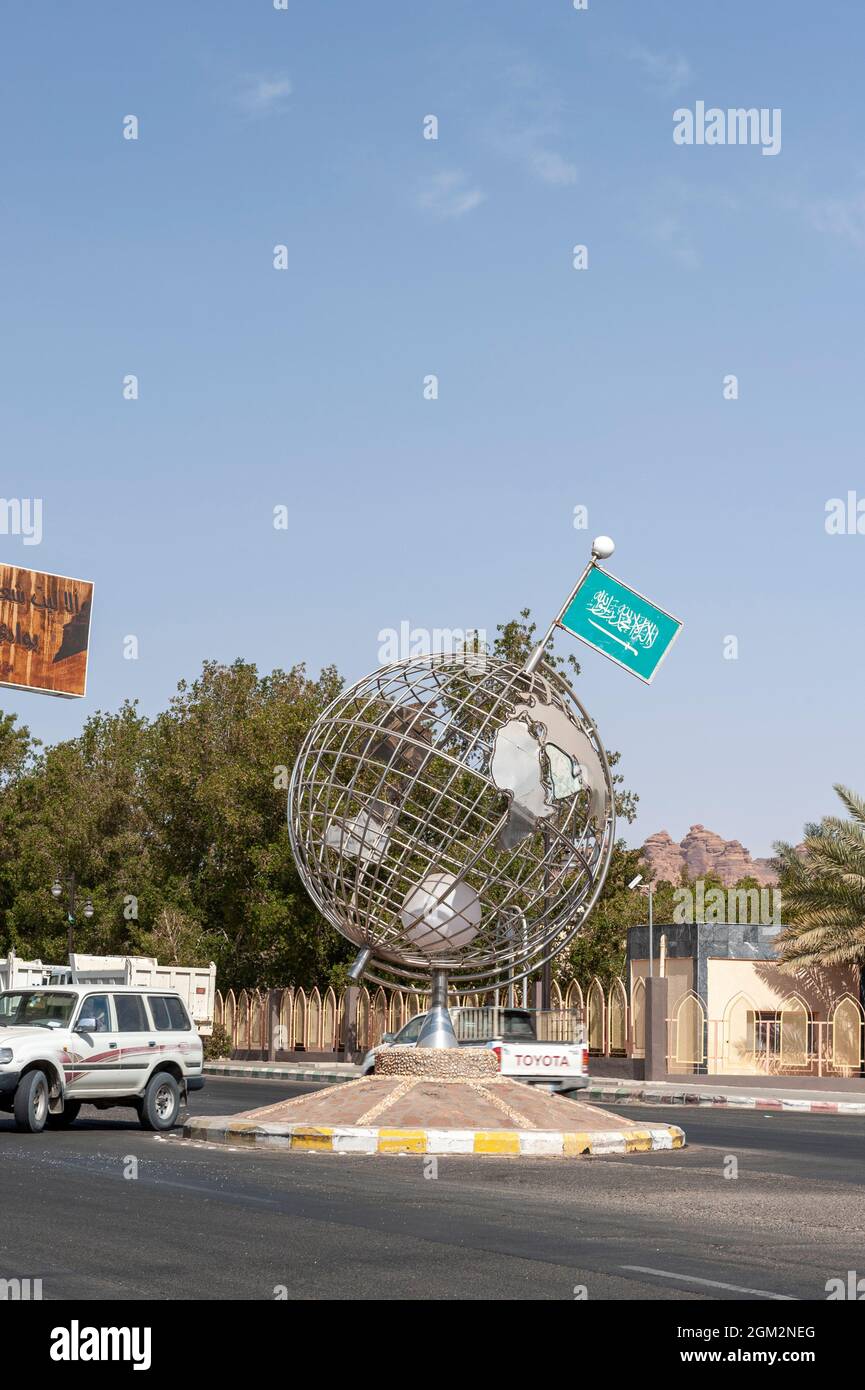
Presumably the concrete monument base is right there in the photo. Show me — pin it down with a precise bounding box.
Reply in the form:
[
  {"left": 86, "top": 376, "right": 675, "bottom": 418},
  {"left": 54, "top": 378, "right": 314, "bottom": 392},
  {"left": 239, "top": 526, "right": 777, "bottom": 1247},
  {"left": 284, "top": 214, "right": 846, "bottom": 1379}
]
[{"left": 184, "top": 1069, "right": 685, "bottom": 1157}]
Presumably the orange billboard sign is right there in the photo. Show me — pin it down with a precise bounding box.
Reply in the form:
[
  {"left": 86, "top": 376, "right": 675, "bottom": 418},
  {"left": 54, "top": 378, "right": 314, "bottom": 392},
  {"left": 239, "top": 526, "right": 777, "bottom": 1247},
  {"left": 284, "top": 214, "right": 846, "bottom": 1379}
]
[{"left": 0, "top": 566, "right": 94, "bottom": 698}]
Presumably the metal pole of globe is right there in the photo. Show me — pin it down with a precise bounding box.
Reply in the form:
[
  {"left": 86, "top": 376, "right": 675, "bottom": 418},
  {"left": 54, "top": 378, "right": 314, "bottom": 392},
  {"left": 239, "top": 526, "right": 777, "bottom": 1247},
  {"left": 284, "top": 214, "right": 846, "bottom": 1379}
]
[
  {"left": 401, "top": 874, "right": 481, "bottom": 1047},
  {"left": 416, "top": 969, "right": 459, "bottom": 1049},
  {"left": 540, "top": 823, "right": 551, "bottom": 1010}
]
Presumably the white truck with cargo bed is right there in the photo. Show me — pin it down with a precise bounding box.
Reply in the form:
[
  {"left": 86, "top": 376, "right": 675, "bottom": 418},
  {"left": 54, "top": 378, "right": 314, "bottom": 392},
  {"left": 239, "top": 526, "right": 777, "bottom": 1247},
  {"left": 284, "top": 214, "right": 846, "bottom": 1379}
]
[
  {"left": 361, "top": 1006, "right": 589, "bottom": 1092},
  {"left": 0, "top": 951, "right": 216, "bottom": 1035}
]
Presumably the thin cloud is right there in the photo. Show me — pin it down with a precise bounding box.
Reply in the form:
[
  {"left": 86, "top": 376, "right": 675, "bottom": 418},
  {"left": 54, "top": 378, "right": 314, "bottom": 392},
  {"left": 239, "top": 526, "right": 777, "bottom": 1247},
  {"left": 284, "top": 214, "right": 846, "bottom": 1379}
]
[
  {"left": 649, "top": 214, "right": 700, "bottom": 269},
  {"left": 493, "top": 128, "right": 577, "bottom": 187},
  {"left": 628, "top": 44, "right": 692, "bottom": 94},
  {"left": 643, "top": 181, "right": 737, "bottom": 269},
  {"left": 233, "top": 75, "right": 293, "bottom": 117},
  {"left": 416, "top": 170, "right": 486, "bottom": 220},
  {"left": 809, "top": 185, "right": 865, "bottom": 247},
  {"left": 484, "top": 62, "right": 578, "bottom": 187}
]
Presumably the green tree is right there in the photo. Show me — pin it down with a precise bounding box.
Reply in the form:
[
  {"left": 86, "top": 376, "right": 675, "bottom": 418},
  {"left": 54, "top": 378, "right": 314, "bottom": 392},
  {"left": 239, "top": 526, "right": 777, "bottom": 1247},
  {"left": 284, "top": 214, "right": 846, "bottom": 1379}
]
[
  {"left": 561, "top": 843, "right": 645, "bottom": 985},
  {"left": 142, "top": 659, "right": 345, "bottom": 988},
  {"left": 0, "top": 663, "right": 347, "bottom": 987},
  {"left": 1, "top": 701, "right": 153, "bottom": 961},
  {"left": 0, "top": 710, "right": 36, "bottom": 787},
  {"left": 774, "top": 784, "right": 865, "bottom": 1011}
]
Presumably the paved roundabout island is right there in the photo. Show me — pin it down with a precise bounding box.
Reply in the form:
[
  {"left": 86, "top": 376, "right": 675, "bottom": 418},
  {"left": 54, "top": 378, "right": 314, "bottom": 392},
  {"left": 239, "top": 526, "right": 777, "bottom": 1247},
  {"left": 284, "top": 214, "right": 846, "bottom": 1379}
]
[{"left": 184, "top": 1048, "right": 685, "bottom": 1157}]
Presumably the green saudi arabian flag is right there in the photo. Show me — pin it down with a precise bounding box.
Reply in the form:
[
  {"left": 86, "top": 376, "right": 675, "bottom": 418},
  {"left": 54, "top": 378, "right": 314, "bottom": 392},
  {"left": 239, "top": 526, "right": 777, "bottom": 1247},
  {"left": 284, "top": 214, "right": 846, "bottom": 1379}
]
[{"left": 559, "top": 566, "right": 682, "bottom": 684}]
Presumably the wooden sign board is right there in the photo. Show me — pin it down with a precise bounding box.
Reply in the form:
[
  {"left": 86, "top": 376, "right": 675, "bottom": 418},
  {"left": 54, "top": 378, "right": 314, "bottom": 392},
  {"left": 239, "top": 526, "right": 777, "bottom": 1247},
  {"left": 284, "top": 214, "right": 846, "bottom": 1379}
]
[{"left": 0, "top": 566, "right": 94, "bottom": 699}]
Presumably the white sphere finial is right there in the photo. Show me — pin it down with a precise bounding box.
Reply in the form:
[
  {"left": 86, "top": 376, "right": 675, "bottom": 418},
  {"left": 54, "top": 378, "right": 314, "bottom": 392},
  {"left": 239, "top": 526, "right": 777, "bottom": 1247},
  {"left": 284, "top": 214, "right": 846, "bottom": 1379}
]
[{"left": 591, "top": 535, "right": 615, "bottom": 560}]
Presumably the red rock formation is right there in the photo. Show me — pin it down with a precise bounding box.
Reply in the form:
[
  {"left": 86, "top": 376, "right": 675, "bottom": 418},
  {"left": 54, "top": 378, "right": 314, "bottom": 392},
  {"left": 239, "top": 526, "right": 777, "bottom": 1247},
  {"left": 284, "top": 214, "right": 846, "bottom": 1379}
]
[{"left": 639, "top": 824, "right": 778, "bottom": 887}]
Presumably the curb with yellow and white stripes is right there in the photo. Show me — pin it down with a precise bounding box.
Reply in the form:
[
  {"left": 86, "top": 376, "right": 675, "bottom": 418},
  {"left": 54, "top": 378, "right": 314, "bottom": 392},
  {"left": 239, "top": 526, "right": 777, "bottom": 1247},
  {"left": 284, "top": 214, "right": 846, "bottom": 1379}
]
[{"left": 183, "top": 1116, "right": 685, "bottom": 1156}]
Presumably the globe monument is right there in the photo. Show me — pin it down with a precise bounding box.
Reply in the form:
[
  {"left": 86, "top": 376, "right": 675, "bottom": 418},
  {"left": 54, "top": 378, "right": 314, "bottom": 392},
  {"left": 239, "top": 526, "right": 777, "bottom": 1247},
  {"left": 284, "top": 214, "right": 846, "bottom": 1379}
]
[
  {"left": 288, "top": 558, "right": 617, "bottom": 1049},
  {"left": 194, "top": 539, "right": 684, "bottom": 1154}
]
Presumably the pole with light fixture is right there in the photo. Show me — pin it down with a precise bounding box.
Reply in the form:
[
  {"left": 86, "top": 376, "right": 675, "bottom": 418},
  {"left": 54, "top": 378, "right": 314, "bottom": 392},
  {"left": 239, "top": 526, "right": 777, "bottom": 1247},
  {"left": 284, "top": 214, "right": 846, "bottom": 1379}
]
[
  {"left": 628, "top": 873, "right": 654, "bottom": 979},
  {"left": 51, "top": 872, "right": 94, "bottom": 958}
]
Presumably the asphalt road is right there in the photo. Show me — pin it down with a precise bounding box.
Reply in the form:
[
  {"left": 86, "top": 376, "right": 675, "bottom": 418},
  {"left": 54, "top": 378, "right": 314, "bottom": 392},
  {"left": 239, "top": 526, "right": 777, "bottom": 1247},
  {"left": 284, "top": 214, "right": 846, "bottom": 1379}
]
[{"left": 1, "top": 1077, "right": 863, "bottom": 1301}]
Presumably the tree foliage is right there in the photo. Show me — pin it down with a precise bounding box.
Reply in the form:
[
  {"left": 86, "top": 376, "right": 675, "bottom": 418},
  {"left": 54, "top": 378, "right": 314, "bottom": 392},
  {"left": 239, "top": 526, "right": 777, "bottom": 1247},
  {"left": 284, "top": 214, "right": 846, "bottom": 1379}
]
[
  {"left": 0, "top": 661, "right": 346, "bottom": 989},
  {"left": 775, "top": 784, "right": 865, "bottom": 1005}
]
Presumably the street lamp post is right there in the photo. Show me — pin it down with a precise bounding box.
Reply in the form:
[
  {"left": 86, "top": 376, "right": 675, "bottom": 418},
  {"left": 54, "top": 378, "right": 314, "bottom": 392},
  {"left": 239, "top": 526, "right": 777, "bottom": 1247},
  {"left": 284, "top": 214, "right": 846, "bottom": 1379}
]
[
  {"left": 628, "top": 874, "right": 655, "bottom": 977},
  {"left": 51, "top": 873, "right": 94, "bottom": 958},
  {"left": 540, "top": 822, "right": 551, "bottom": 1011}
]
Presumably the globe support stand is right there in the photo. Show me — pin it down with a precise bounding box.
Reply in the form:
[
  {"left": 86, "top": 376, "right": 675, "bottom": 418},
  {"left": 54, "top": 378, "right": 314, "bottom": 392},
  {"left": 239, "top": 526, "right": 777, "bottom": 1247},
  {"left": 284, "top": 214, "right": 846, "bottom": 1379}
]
[{"left": 416, "top": 969, "right": 459, "bottom": 1049}]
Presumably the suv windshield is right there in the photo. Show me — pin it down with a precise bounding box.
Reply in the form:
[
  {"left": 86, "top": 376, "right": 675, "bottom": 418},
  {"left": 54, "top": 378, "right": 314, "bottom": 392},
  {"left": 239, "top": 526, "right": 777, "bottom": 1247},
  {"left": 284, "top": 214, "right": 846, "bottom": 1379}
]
[{"left": 0, "top": 991, "right": 77, "bottom": 1028}]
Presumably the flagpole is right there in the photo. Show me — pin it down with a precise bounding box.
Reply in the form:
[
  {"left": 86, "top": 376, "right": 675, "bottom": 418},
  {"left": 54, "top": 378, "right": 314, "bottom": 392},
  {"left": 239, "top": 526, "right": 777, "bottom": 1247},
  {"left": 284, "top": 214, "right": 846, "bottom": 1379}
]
[{"left": 524, "top": 536, "right": 615, "bottom": 675}]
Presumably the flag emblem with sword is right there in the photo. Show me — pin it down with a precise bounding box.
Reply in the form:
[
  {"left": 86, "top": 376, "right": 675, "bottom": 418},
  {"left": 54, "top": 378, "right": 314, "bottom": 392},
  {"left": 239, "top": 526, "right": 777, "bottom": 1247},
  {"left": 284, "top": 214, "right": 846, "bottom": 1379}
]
[{"left": 525, "top": 537, "right": 682, "bottom": 685}]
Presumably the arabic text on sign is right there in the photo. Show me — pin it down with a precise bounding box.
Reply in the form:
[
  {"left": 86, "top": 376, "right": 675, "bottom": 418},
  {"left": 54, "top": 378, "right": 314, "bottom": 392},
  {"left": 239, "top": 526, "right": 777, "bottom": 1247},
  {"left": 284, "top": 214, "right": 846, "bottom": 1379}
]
[{"left": 0, "top": 622, "right": 39, "bottom": 652}]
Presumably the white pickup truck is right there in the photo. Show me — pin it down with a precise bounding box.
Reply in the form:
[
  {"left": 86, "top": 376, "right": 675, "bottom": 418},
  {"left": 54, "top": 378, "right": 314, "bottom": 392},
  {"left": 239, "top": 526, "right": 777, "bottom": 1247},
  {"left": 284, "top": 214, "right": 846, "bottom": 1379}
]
[{"left": 361, "top": 1006, "right": 589, "bottom": 1093}]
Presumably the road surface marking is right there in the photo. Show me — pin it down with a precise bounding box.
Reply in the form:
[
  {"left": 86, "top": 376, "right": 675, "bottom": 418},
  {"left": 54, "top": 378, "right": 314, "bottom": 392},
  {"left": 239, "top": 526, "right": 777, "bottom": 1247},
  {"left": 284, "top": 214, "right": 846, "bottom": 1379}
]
[{"left": 621, "top": 1266, "right": 794, "bottom": 1300}]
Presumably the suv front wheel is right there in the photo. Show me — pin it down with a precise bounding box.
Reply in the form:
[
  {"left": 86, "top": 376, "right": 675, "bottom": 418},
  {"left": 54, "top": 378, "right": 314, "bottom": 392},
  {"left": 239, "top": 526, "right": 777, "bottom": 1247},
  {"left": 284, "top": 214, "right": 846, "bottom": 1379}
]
[
  {"left": 14, "top": 1069, "right": 50, "bottom": 1134},
  {"left": 139, "top": 1071, "right": 181, "bottom": 1131}
]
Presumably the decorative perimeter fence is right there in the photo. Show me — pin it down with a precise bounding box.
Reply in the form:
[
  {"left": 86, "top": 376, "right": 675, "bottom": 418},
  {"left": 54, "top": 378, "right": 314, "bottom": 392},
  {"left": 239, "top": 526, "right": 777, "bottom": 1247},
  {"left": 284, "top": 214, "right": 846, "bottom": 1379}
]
[
  {"left": 215, "top": 978, "right": 623, "bottom": 1061},
  {"left": 216, "top": 977, "right": 865, "bottom": 1077}
]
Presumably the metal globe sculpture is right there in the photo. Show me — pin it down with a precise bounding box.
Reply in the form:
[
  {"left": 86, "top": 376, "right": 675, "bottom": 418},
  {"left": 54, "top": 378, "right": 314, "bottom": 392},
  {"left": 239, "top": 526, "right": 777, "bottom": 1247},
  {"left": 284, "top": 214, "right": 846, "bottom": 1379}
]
[{"left": 287, "top": 652, "right": 616, "bottom": 1002}]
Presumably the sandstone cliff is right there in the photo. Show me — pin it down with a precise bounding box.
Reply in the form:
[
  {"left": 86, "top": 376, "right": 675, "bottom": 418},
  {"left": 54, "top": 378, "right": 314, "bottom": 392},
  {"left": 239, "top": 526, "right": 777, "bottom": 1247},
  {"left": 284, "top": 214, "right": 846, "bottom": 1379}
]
[{"left": 640, "top": 825, "right": 779, "bottom": 887}]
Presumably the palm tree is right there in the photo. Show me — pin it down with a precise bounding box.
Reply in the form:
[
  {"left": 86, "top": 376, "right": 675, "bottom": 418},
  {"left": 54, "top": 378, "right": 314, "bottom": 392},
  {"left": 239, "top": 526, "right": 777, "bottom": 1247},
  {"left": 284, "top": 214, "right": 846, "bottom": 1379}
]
[{"left": 775, "top": 785, "right": 865, "bottom": 1014}]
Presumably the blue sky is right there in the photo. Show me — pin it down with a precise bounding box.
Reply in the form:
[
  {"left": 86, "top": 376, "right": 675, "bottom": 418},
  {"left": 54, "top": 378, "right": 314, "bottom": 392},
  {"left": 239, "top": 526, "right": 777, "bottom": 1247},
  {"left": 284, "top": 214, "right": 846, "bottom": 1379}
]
[{"left": 1, "top": 1, "right": 863, "bottom": 858}]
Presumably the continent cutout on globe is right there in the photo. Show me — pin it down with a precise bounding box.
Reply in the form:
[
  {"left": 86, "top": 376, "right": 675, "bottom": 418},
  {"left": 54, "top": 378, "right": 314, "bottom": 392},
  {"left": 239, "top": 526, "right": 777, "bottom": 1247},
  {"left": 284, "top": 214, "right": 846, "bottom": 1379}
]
[
  {"left": 490, "top": 700, "right": 606, "bottom": 849},
  {"left": 324, "top": 802, "right": 393, "bottom": 865}
]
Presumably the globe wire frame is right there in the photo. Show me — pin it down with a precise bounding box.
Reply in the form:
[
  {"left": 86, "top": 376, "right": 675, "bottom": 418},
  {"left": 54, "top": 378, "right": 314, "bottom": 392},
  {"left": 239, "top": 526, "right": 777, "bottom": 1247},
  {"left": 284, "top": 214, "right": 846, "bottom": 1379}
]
[
  {"left": 347, "top": 660, "right": 611, "bottom": 986},
  {"left": 287, "top": 654, "right": 616, "bottom": 997},
  {"left": 289, "top": 663, "right": 611, "bottom": 992},
  {"left": 291, "top": 656, "right": 528, "bottom": 974},
  {"left": 338, "top": 657, "right": 533, "bottom": 962},
  {"left": 288, "top": 655, "right": 614, "bottom": 992}
]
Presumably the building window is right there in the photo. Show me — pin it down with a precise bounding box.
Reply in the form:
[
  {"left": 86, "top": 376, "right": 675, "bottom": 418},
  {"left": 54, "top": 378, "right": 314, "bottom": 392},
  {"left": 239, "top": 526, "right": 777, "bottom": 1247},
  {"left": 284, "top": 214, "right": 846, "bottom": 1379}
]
[{"left": 749, "top": 1010, "right": 781, "bottom": 1056}]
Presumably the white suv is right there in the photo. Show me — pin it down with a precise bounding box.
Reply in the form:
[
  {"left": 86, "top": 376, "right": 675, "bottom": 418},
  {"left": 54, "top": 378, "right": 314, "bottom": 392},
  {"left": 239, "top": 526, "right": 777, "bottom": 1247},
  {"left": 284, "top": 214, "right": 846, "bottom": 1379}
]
[{"left": 0, "top": 984, "right": 205, "bottom": 1133}]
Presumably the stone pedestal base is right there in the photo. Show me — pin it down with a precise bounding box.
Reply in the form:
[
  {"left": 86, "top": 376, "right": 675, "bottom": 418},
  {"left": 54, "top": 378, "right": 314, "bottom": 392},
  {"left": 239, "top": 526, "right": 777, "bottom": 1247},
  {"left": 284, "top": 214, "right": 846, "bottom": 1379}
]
[{"left": 377, "top": 1045, "right": 498, "bottom": 1078}]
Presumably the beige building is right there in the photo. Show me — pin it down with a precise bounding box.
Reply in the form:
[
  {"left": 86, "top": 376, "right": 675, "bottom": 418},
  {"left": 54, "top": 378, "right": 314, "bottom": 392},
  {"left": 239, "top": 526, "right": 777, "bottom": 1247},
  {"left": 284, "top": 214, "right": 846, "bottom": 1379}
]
[{"left": 627, "top": 922, "right": 862, "bottom": 1078}]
